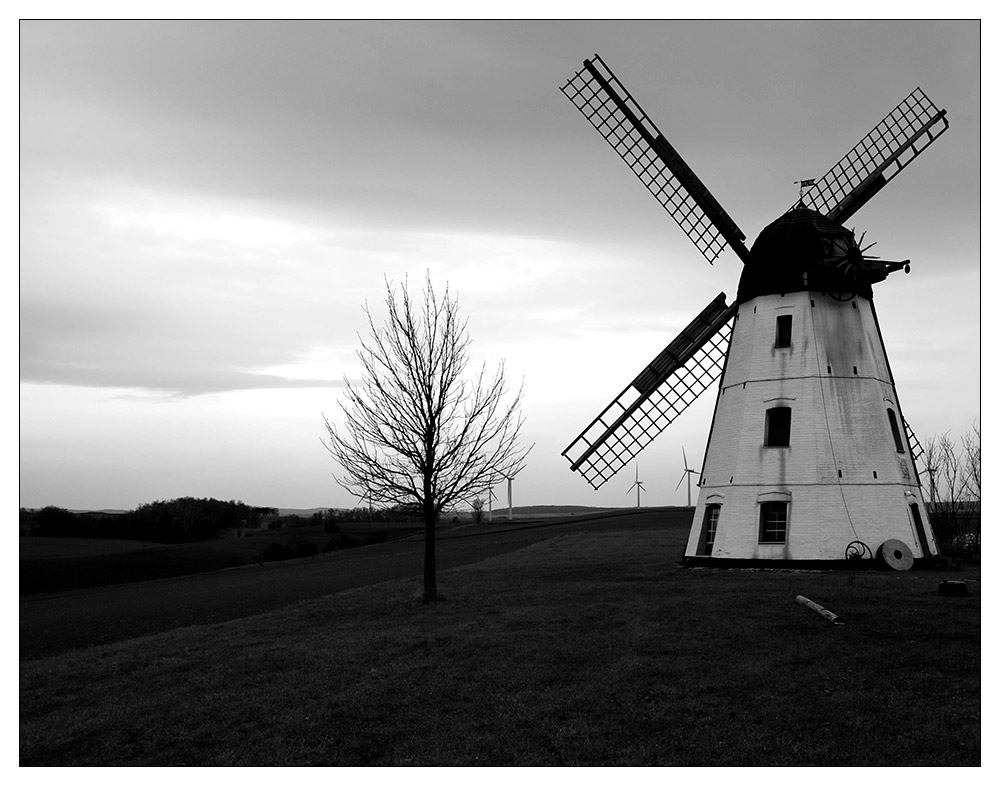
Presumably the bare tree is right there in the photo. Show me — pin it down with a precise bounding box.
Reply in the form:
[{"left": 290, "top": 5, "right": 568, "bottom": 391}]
[
  {"left": 323, "top": 275, "right": 529, "bottom": 601},
  {"left": 921, "top": 420, "right": 980, "bottom": 556},
  {"left": 962, "top": 420, "right": 981, "bottom": 506}
]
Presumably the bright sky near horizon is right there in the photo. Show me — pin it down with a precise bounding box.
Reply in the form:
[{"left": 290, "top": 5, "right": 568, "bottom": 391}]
[{"left": 19, "top": 19, "right": 981, "bottom": 512}]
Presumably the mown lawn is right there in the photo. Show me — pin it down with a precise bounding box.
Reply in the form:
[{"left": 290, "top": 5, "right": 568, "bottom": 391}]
[{"left": 20, "top": 530, "right": 980, "bottom": 766}]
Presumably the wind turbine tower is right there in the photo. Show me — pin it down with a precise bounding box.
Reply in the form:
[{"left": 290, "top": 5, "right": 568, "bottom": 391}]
[
  {"left": 487, "top": 486, "right": 498, "bottom": 522},
  {"left": 628, "top": 464, "right": 645, "bottom": 508},
  {"left": 675, "top": 447, "right": 701, "bottom": 507}
]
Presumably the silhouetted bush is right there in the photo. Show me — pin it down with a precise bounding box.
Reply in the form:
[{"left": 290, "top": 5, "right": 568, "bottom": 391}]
[
  {"left": 22, "top": 506, "right": 79, "bottom": 536},
  {"left": 321, "top": 531, "right": 363, "bottom": 553},
  {"left": 262, "top": 542, "right": 291, "bottom": 562},
  {"left": 292, "top": 541, "right": 319, "bottom": 559},
  {"left": 20, "top": 498, "right": 279, "bottom": 543}
]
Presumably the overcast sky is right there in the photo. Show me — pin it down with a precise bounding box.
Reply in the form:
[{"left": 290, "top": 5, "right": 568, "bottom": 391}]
[{"left": 19, "top": 19, "right": 981, "bottom": 512}]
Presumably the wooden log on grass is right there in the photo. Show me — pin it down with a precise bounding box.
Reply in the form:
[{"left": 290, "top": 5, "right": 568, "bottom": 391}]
[{"left": 795, "top": 595, "right": 843, "bottom": 625}]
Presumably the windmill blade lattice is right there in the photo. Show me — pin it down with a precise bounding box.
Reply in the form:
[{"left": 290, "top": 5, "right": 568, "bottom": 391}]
[
  {"left": 562, "top": 294, "right": 735, "bottom": 489},
  {"left": 794, "top": 87, "right": 948, "bottom": 225},
  {"left": 562, "top": 55, "right": 750, "bottom": 265}
]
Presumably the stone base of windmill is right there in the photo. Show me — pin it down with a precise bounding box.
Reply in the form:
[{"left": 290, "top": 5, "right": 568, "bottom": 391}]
[{"left": 682, "top": 537, "right": 941, "bottom": 572}]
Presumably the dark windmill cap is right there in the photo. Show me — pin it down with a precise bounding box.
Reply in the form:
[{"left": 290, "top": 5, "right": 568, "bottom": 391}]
[{"left": 736, "top": 207, "right": 876, "bottom": 304}]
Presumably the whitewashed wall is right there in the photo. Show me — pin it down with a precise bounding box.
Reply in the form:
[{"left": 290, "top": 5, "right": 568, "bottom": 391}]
[{"left": 685, "top": 291, "right": 937, "bottom": 562}]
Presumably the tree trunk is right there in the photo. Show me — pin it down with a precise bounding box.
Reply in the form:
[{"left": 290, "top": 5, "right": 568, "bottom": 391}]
[{"left": 422, "top": 499, "right": 439, "bottom": 602}]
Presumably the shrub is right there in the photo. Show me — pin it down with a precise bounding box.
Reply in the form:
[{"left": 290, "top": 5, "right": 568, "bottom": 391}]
[
  {"left": 24, "top": 506, "right": 84, "bottom": 537},
  {"left": 262, "top": 542, "right": 291, "bottom": 562},
  {"left": 321, "top": 532, "right": 362, "bottom": 553},
  {"left": 292, "top": 541, "right": 319, "bottom": 559},
  {"left": 323, "top": 518, "right": 343, "bottom": 535}
]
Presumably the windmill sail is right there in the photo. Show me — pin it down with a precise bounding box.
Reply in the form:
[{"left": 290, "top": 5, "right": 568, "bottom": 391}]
[
  {"left": 562, "top": 55, "right": 751, "bottom": 265},
  {"left": 794, "top": 87, "right": 949, "bottom": 225},
  {"left": 562, "top": 293, "right": 735, "bottom": 489},
  {"left": 557, "top": 52, "right": 945, "bottom": 566}
]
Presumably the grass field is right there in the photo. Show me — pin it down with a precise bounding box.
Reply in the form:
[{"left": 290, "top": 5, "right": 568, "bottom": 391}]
[
  {"left": 19, "top": 521, "right": 423, "bottom": 595},
  {"left": 19, "top": 525, "right": 980, "bottom": 766}
]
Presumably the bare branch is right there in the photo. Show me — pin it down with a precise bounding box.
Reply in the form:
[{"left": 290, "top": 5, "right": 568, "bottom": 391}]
[{"left": 920, "top": 420, "right": 981, "bottom": 557}]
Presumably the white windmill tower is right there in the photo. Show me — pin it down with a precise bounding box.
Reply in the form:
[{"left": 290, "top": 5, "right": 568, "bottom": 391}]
[
  {"left": 559, "top": 54, "right": 944, "bottom": 568},
  {"left": 675, "top": 448, "right": 700, "bottom": 507},
  {"left": 627, "top": 464, "right": 645, "bottom": 508}
]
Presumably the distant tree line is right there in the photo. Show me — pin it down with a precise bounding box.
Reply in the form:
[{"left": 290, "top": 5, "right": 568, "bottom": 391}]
[
  {"left": 921, "top": 420, "right": 980, "bottom": 557},
  {"left": 313, "top": 504, "right": 424, "bottom": 526},
  {"left": 20, "top": 498, "right": 277, "bottom": 543}
]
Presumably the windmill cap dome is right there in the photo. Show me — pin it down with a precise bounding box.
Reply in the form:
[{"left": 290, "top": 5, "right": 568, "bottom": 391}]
[{"left": 736, "top": 207, "right": 874, "bottom": 303}]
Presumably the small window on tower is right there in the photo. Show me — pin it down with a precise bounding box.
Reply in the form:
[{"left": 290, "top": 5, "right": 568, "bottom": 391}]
[
  {"left": 775, "top": 314, "right": 792, "bottom": 348},
  {"left": 887, "top": 408, "right": 905, "bottom": 453},
  {"left": 765, "top": 406, "right": 791, "bottom": 447},
  {"left": 759, "top": 501, "right": 788, "bottom": 543},
  {"left": 701, "top": 504, "right": 721, "bottom": 555}
]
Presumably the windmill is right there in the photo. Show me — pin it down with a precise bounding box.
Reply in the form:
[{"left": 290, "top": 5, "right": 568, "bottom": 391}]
[
  {"left": 675, "top": 447, "right": 700, "bottom": 507},
  {"left": 560, "top": 54, "right": 944, "bottom": 568},
  {"left": 627, "top": 464, "right": 645, "bottom": 508}
]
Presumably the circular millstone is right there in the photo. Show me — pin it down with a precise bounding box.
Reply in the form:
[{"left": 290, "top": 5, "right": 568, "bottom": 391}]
[{"left": 879, "top": 539, "right": 915, "bottom": 571}]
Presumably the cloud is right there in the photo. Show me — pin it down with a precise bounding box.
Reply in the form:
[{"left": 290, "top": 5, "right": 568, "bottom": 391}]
[
  {"left": 18, "top": 294, "right": 349, "bottom": 397},
  {"left": 20, "top": 359, "right": 345, "bottom": 398}
]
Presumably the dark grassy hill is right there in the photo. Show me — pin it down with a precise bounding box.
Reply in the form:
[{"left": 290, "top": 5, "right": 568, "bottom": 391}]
[
  {"left": 20, "top": 524, "right": 980, "bottom": 765},
  {"left": 19, "top": 520, "right": 421, "bottom": 595}
]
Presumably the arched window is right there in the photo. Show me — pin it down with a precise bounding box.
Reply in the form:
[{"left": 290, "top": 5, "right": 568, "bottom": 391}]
[{"left": 887, "top": 408, "right": 905, "bottom": 453}]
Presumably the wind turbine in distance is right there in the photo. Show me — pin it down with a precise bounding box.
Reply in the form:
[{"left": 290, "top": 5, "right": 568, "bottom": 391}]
[
  {"left": 486, "top": 486, "right": 498, "bottom": 522},
  {"left": 504, "top": 442, "right": 535, "bottom": 521},
  {"left": 627, "top": 464, "right": 645, "bottom": 508},
  {"left": 675, "top": 447, "right": 700, "bottom": 507},
  {"left": 505, "top": 468, "right": 521, "bottom": 521}
]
